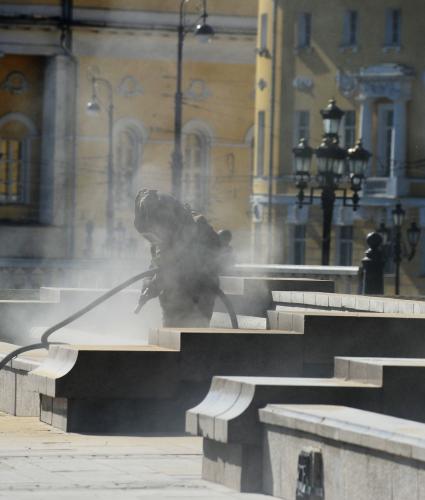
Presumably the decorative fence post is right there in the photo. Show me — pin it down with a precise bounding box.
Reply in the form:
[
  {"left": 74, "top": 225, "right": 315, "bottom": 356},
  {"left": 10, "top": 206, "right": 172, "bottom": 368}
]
[{"left": 359, "top": 232, "right": 385, "bottom": 295}]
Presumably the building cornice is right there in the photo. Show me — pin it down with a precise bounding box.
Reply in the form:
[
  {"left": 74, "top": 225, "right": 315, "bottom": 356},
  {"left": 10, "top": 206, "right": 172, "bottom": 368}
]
[{"left": 0, "top": 4, "right": 257, "bottom": 35}]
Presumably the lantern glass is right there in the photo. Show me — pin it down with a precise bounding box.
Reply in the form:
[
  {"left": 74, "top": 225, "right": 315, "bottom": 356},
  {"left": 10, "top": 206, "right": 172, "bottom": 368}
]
[
  {"left": 293, "top": 138, "right": 313, "bottom": 174},
  {"left": 350, "top": 158, "right": 366, "bottom": 176},
  {"left": 297, "top": 156, "right": 311, "bottom": 174},
  {"left": 86, "top": 96, "right": 101, "bottom": 115},
  {"left": 316, "top": 156, "right": 329, "bottom": 174},
  {"left": 333, "top": 158, "right": 345, "bottom": 176},
  {"left": 320, "top": 99, "right": 345, "bottom": 135},
  {"left": 323, "top": 116, "right": 340, "bottom": 135},
  {"left": 347, "top": 140, "right": 371, "bottom": 177},
  {"left": 195, "top": 21, "right": 214, "bottom": 43},
  {"left": 392, "top": 203, "right": 405, "bottom": 227},
  {"left": 407, "top": 222, "right": 420, "bottom": 247}
]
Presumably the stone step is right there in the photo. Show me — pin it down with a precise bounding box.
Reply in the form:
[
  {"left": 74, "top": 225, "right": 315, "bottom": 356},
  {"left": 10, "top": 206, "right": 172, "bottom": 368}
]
[
  {"left": 29, "top": 327, "right": 303, "bottom": 433},
  {"left": 272, "top": 290, "right": 425, "bottom": 314},
  {"left": 266, "top": 310, "right": 425, "bottom": 376},
  {"left": 0, "top": 342, "right": 47, "bottom": 416},
  {"left": 335, "top": 356, "right": 425, "bottom": 384},
  {"left": 186, "top": 358, "right": 425, "bottom": 492},
  {"left": 210, "top": 312, "right": 266, "bottom": 330},
  {"left": 216, "top": 276, "right": 334, "bottom": 317},
  {"left": 259, "top": 404, "right": 425, "bottom": 499}
]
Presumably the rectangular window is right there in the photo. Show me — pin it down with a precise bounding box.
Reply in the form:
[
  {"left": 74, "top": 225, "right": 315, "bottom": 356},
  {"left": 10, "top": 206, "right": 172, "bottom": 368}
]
[
  {"left": 0, "top": 139, "right": 22, "bottom": 203},
  {"left": 256, "top": 111, "right": 265, "bottom": 177},
  {"left": 294, "top": 111, "right": 310, "bottom": 144},
  {"left": 343, "top": 110, "right": 356, "bottom": 148},
  {"left": 385, "top": 8, "right": 401, "bottom": 46},
  {"left": 297, "top": 13, "right": 311, "bottom": 49},
  {"left": 260, "top": 13, "right": 268, "bottom": 51},
  {"left": 293, "top": 225, "right": 306, "bottom": 265},
  {"left": 342, "top": 10, "right": 358, "bottom": 46},
  {"left": 338, "top": 226, "right": 353, "bottom": 266}
]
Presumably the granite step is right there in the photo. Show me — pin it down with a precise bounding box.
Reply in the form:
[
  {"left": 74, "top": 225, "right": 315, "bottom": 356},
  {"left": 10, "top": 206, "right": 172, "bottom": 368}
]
[{"left": 186, "top": 357, "right": 425, "bottom": 492}]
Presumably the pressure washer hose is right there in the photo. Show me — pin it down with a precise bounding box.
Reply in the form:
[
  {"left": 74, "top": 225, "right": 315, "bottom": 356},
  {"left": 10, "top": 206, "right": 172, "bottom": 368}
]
[{"left": 0, "top": 269, "right": 238, "bottom": 371}]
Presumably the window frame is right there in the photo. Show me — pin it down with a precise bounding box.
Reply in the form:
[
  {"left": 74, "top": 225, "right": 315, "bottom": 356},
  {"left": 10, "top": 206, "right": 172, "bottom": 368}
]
[
  {"left": 297, "top": 12, "right": 312, "bottom": 49},
  {"left": 342, "top": 10, "right": 358, "bottom": 48},
  {"left": 384, "top": 8, "right": 401, "bottom": 48}
]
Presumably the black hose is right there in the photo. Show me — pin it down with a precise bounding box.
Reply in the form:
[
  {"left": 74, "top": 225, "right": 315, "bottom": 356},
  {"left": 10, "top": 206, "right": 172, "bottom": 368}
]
[
  {"left": 215, "top": 287, "right": 239, "bottom": 329},
  {"left": 0, "top": 269, "right": 157, "bottom": 371}
]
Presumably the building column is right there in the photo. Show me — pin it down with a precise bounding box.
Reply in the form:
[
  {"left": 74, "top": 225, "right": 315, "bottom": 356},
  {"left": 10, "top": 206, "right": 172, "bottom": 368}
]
[
  {"left": 392, "top": 98, "right": 407, "bottom": 179},
  {"left": 358, "top": 98, "right": 373, "bottom": 172},
  {"left": 40, "top": 55, "right": 76, "bottom": 228}
]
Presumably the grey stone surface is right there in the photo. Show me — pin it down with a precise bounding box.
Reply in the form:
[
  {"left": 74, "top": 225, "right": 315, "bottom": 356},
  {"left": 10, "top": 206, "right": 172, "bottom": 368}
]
[
  {"left": 260, "top": 405, "right": 425, "bottom": 500},
  {"left": 0, "top": 411, "right": 273, "bottom": 500},
  {"left": 0, "top": 342, "right": 47, "bottom": 416}
]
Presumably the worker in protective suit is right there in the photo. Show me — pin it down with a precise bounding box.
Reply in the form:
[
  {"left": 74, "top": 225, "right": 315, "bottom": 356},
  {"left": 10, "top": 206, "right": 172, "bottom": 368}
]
[{"left": 134, "top": 189, "right": 234, "bottom": 327}]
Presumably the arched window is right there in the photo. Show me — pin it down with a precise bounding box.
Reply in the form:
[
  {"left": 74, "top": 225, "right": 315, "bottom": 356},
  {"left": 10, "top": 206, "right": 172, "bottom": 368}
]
[
  {"left": 182, "top": 124, "right": 211, "bottom": 211},
  {"left": 0, "top": 113, "right": 35, "bottom": 205}
]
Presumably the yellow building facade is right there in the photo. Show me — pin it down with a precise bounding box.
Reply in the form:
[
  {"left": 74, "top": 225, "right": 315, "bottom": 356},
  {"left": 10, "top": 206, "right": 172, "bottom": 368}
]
[
  {"left": 253, "top": 0, "right": 425, "bottom": 294},
  {"left": 0, "top": 0, "right": 257, "bottom": 273}
]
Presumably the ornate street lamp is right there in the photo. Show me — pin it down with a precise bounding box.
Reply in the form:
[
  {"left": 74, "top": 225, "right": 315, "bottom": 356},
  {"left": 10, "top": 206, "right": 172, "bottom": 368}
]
[
  {"left": 171, "top": 0, "right": 214, "bottom": 202},
  {"left": 293, "top": 99, "right": 371, "bottom": 266},
  {"left": 377, "top": 203, "right": 421, "bottom": 295},
  {"left": 87, "top": 74, "right": 114, "bottom": 253}
]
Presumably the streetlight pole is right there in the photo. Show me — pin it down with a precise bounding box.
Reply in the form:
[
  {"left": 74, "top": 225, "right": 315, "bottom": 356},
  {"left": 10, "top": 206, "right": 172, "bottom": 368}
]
[
  {"left": 87, "top": 76, "right": 114, "bottom": 251},
  {"left": 321, "top": 179, "right": 336, "bottom": 266},
  {"left": 171, "top": 0, "right": 214, "bottom": 201},
  {"left": 393, "top": 206, "right": 403, "bottom": 296},
  {"left": 172, "top": 8, "right": 185, "bottom": 202},
  {"left": 378, "top": 203, "right": 421, "bottom": 295}
]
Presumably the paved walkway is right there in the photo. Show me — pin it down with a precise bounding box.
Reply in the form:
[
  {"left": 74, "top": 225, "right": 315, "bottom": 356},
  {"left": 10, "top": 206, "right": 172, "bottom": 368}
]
[{"left": 0, "top": 412, "right": 273, "bottom": 499}]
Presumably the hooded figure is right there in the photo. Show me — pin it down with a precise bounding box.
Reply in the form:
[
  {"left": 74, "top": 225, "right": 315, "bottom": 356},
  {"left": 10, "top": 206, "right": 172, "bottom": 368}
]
[{"left": 134, "top": 189, "right": 231, "bottom": 327}]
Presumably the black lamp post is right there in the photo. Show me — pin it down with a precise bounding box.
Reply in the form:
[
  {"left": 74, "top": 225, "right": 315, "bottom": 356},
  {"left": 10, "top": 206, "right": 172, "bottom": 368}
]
[
  {"left": 391, "top": 202, "right": 420, "bottom": 295},
  {"left": 171, "top": 0, "right": 214, "bottom": 202},
  {"left": 293, "top": 99, "right": 372, "bottom": 266},
  {"left": 87, "top": 75, "right": 114, "bottom": 252}
]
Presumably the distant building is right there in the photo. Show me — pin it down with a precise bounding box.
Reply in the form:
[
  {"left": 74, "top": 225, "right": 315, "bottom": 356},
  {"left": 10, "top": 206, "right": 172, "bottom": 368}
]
[
  {"left": 0, "top": 0, "right": 257, "bottom": 286},
  {"left": 253, "top": 0, "right": 425, "bottom": 294}
]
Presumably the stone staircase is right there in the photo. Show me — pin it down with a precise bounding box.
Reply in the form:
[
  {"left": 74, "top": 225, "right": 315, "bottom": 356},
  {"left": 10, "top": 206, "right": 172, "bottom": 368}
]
[
  {"left": 2, "top": 275, "right": 425, "bottom": 499},
  {"left": 186, "top": 357, "right": 425, "bottom": 492}
]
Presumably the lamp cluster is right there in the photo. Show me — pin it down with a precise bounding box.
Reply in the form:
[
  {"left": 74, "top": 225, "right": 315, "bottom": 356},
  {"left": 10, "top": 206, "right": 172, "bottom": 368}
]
[{"left": 293, "top": 99, "right": 371, "bottom": 210}]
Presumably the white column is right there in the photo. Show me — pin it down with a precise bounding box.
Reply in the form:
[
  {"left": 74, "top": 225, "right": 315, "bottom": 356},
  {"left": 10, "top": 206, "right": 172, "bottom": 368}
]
[
  {"left": 359, "top": 98, "right": 372, "bottom": 149},
  {"left": 358, "top": 98, "right": 373, "bottom": 175},
  {"left": 392, "top": 98, "right": 407, "bottom": 178}
]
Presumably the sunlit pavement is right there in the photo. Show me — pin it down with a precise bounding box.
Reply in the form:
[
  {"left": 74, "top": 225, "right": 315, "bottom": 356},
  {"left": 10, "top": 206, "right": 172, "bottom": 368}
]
[{"left": 0, "top": 412, "right": 273, "bottom": 499}]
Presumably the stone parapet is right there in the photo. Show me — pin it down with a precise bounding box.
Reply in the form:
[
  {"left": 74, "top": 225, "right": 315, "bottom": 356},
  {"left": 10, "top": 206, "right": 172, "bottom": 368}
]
[{"left": 260, "top": 405, "right": 425, "bottom": 499}]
